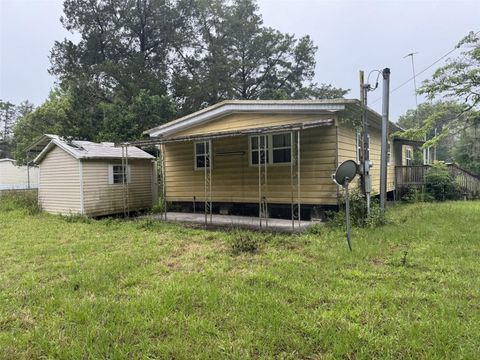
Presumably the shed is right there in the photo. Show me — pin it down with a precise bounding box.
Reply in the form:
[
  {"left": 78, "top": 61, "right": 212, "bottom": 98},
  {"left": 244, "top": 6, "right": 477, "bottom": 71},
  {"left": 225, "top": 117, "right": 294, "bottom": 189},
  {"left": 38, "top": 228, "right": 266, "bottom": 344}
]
[
  {"left": 0, "top": 158, "right": 38, "bottom": 190},
  {"left": 33, "top": 136, "right": 156, "bottom": 216}
]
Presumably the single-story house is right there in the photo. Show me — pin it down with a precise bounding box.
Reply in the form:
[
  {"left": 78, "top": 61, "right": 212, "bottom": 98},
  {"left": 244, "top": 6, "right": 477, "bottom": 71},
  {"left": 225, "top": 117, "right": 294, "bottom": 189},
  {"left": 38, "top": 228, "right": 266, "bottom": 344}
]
[
  {"left": 0, "top": 158, "right": 38, "bottom": 190},
  {"left": 143, "top": 99, "right": 414, "bottom": 220},
  {"left": 32, "top": 135, "right": 156, "bottom": 216}
]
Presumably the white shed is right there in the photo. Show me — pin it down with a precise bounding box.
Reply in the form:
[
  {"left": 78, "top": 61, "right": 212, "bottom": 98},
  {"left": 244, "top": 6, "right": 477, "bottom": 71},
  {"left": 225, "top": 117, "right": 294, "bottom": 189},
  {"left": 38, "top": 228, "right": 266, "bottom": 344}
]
[
  {"left": 0, "top": 158, "right": 38, "bottom": 190},
  {"left": 34, "top": 137, "right": 156, "bottom": 216}
]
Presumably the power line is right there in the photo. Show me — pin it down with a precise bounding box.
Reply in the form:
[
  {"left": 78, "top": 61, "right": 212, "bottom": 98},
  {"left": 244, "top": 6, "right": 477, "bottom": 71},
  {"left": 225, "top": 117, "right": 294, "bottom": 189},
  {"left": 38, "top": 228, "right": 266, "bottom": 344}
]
[{"left": 370, "top": 30, "right": 480, "bottom": 105}]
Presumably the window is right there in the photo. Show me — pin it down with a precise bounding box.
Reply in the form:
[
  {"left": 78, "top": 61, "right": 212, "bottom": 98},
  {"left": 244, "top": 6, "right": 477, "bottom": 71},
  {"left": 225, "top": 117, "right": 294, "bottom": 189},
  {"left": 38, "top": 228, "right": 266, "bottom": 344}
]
[
  {"left": 272, "top": 133, "right": 291, "bottom": 164},
  {"left": 250, "top": 135, "right": 268, "bottom": 165},
  {"left": 405, "top": 147, "right": 412, "bottom": 165},
  {"left": 194, "top": 141, "right": 211, "bottom": 169},
  {"left": 108, "top": 164, "right": 130, "bottom": 184},
  {"left": 249, "top": 133, "right": 292, "bottom": 166}
]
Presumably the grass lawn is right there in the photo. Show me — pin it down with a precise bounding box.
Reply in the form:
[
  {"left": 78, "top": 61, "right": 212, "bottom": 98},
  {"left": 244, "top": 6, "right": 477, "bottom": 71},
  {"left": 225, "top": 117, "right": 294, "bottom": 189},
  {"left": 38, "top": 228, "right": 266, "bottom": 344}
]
[{"left": 0, "top": 200, "right": 479, "bottom": 359}]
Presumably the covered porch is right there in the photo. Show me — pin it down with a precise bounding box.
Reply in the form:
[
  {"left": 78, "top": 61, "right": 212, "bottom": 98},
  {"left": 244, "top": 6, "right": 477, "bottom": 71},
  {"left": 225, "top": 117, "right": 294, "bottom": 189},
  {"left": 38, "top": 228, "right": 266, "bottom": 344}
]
[{"left": 120, "top": 118, "right": 336, "bottom": 232}]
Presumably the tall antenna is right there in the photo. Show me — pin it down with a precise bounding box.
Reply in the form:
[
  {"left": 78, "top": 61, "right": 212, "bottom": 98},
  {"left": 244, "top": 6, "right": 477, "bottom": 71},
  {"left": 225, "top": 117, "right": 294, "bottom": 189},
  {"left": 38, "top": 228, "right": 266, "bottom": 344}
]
[{"left": 404, "top": 52, "right": 419, "bottom": 108}]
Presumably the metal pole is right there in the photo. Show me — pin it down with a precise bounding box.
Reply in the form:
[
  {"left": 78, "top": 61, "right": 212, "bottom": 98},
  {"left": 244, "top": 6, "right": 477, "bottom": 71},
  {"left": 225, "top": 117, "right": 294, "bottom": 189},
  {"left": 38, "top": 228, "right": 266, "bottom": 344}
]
[
  {"left": 297, "top": 130, "right": 301, "bottom": 229},
  {"left": 360, "top": 70, "right": 371, "bottom": 215},
  {"left": 290, "top": 132, "right": 295, "bottom": 231},
  {"left": 125, "top": 145, "right": 130, "bottom": 217},
  {"left": 160, "top": 143, "right": 167, "bottom": 220},
  {"left": 204, "top": 141, "right": 207, "bottom": 227},
  {"left": 345, "top": 179, "right": 352, "bottom": 251},
  {"left": 264, "top": 136, "right": 268, "bottom": 229},
  {"left": 122, "top": 145, "right": 126, "bottom": 217},
  {"left": 258, "top": 136, "right": 262, "bottom": 227},
  {"left": 380, "top": 68, "right": 390, "bottom": 216},
  {"left": 209, "top": 139, "right": 212, "bottom": 224}
]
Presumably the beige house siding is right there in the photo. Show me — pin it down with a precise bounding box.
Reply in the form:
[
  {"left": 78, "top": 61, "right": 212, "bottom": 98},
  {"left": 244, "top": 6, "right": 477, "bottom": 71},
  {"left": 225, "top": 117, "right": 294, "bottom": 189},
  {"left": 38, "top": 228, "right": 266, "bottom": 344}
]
[
  {"left": 38, "top": 146, "right": 81, "bottom": 215},
  {"left": 82, "top": 159, "right": 155, "bottom": 217},
  {"left": 164, "top": 119, "right": 338, "bottom": 206},
  {"left": 337, "top": 123, "right": 398, "bottom": 193},
  {"left": 0, "top": 160, "right": 38, "bottom": 189},
  {"left": 173, "top": 113, "right": 334, "bottom": 137}
]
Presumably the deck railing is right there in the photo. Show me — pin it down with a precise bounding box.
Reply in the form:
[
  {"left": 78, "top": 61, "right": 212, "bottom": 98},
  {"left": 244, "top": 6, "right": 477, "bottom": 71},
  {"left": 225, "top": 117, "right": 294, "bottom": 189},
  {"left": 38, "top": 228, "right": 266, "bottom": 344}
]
[
  {"left": 394, "top": 164, "right": 480, "bottom": 198},
  {"left": 447, "top": 163, "right": 480, "bottom": 198},
  {"left": 395, "top": 165, "right": 429, "bottom": 187}
]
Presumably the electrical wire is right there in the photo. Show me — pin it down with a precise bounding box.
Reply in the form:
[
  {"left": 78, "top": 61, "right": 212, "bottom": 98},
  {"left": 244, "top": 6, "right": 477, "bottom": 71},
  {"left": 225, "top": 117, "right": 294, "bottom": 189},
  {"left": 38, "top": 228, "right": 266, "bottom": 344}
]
[{"left": 370, "top": 30, "right": 480, "bottom": 105}]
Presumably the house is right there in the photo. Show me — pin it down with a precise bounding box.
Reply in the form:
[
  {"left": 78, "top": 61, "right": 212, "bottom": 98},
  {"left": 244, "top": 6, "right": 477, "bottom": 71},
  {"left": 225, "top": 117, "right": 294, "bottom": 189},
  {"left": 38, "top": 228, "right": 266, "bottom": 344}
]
[
  {"left": 0, "top": 158, "right": 38, "bottom": 190},
  {"left": 32, "top": 135, "right": 156, "bottom": 216},
  {"left": 142, "top": 99, "right": 414, "bottom": 222}
]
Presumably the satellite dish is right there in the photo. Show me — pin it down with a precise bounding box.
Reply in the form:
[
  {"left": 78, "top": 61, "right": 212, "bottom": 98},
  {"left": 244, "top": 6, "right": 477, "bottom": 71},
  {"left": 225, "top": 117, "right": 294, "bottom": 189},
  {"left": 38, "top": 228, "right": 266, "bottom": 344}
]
[{"left": 333, "top": 160, "right": 358, "bottom": 187}]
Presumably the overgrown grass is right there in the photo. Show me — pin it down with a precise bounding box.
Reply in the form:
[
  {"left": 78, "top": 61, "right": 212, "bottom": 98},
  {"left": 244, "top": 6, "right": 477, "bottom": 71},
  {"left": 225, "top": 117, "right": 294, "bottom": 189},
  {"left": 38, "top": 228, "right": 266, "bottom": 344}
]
[{"left": 0, "top": 201, "right": 479, "bottom": 359}]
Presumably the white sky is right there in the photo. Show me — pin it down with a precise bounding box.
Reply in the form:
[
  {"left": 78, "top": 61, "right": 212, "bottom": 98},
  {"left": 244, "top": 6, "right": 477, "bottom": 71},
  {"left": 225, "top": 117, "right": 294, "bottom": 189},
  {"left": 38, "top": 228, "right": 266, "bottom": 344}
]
[{"left": 1, "top": 0, "right": 479, "bottom": 120}]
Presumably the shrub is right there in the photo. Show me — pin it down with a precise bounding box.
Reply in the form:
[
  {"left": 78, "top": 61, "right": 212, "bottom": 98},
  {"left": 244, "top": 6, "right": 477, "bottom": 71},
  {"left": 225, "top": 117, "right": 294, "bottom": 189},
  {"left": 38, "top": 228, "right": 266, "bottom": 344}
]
[
  {"left": 230, "top": 230, "right": 261, "bottom": 254},
  {"left": 425, "top": 162, "right": 461, "bottom": 201},
  {"left": 327, "top": 189, "right": 385, "bottom": 228},
  {"left": 0, "top": 190, "right": 40, "bottom": 214}
]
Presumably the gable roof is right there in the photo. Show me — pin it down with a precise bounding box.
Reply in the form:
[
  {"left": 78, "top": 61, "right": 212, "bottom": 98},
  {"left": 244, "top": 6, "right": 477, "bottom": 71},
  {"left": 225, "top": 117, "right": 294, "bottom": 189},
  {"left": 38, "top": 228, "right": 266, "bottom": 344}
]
[
  {"left": 145, "top": 99, "right": 403, "bottom": 138},
  {"left": 145, "top": 99, "right": 357, "bottom": 138},
  {"left": 34, "top": 136, "right": 154, "bottom": 164}
]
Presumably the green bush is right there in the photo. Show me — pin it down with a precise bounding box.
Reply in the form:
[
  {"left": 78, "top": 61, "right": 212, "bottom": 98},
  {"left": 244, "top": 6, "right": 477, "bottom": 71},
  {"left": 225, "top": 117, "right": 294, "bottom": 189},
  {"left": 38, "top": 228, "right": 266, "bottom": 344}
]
[
  {"left": 0, "top": 190, "right": 40, "bottom": 214},
  {"left": 328, "top": 189, "right": 385, "bottom": 228},
  {"left": 425, "top": 162, "right": 461, "bottom": 201},
  {"left": 230, "top": 230, "right": 261, "bottom": 254}
]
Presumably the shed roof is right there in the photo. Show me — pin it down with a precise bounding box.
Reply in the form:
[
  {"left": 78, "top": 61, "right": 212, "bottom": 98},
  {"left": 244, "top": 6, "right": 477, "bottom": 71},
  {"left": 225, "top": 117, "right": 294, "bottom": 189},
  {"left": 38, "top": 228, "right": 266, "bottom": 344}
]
[{"left": 34, "top": 136, "right": 154, "bottom": 164}]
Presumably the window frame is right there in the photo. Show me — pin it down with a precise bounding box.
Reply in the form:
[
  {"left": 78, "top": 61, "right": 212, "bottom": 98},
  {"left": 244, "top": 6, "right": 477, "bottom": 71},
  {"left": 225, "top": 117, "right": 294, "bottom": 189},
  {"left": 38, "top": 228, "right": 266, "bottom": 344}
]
[
  {"left": 194, "top": 140, "right": 212, "bottom": 170},
  {"left": 108, "top": 164, "right": 130, "bottom": 185},
  {"left": 405, "top": 146, "right": 413, "bottom": 166},
  {"left": 248, "top": 132, "right": 293, "bottom": 167}
]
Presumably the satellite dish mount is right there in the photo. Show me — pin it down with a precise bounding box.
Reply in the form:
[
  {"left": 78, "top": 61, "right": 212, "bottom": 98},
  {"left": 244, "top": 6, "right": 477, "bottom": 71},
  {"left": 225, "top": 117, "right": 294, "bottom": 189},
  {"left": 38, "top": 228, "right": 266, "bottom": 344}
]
[{"left": 332, "top": 160, "right": 358, "bottom": 251}]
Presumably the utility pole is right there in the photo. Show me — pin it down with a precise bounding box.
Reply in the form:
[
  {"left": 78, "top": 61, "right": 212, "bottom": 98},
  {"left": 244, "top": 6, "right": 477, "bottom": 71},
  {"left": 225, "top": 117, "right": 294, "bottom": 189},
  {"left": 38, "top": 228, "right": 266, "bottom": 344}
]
[
  {"left": 404, "top": 52, "right": 428, "bottom": 164},
  {"left": 359, "top": 71, "right": 372, "bottom": 215},
  {"left": 380, "top": 68, "right": 390, "bottom": 216}
]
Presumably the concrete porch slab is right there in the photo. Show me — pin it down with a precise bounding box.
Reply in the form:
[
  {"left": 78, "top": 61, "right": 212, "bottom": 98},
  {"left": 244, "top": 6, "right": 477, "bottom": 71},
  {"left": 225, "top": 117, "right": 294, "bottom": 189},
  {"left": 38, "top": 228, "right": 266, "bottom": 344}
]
[{"left": 150, "top": 212, "right": 317, "bottom": 232}]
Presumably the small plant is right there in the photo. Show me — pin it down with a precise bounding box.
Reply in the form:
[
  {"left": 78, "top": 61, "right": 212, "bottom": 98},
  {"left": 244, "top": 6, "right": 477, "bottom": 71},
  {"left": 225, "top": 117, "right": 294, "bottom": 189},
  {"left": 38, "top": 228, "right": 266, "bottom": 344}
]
[
  {"left": 401, "top": 250, "right": 409, "bottom": 266},
  {"left": 425, "top": 162, "right": 461, "bottom": 201},
  {"left": 230, "top": 230, "right": 261, "bottom": 254},
  {"left": 62, "top": 213, "right": 92, "bottom": 223}
]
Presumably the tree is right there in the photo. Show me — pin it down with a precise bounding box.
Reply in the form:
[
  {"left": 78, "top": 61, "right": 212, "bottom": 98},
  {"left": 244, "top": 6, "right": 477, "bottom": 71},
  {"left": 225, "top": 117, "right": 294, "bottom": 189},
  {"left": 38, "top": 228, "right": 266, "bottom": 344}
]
[
  {"left": 0, "top": 100, "right": 16, "bottom": 140},
  {"left": 452, "top": 127, "right": 480, "bottom": 175},
  {"left": 172, "top": 0, "right": 347, "bottom": 113},
  {"left": 397, "top": 101, "right": 465, "bottom": 162},
  {"left": 0, "top": 100, "right": 18, "bottom": 159},
  {"left": 420, "top": 31, "right": 480, "bottom": 113},
  {"left": 51, "top": 0, "right": 347, "bottom": 117},
  {"left": 416, "top": 31, "right": 480, "bottom": 142}
]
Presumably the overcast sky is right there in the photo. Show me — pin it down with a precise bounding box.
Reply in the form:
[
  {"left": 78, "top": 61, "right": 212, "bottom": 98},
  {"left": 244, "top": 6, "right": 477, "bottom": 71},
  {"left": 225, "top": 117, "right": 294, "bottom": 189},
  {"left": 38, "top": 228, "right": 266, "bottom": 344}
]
[{"left": 1, "top": 0, "right": 479, "bottom": 120}]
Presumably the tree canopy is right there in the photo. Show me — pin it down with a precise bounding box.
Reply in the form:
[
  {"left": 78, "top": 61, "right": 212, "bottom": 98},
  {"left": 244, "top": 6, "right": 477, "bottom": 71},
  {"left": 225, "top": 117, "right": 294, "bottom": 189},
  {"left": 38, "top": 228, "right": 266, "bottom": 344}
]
[{"left": 16, "top": 0, "right": 346, "bottom": 150}]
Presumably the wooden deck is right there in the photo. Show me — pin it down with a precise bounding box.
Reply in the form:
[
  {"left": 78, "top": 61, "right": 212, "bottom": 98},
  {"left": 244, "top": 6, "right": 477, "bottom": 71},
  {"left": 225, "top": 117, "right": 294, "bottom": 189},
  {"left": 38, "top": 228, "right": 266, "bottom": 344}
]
[{"left": 394, "top": 164, "right": 480, "bottom": 198}]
